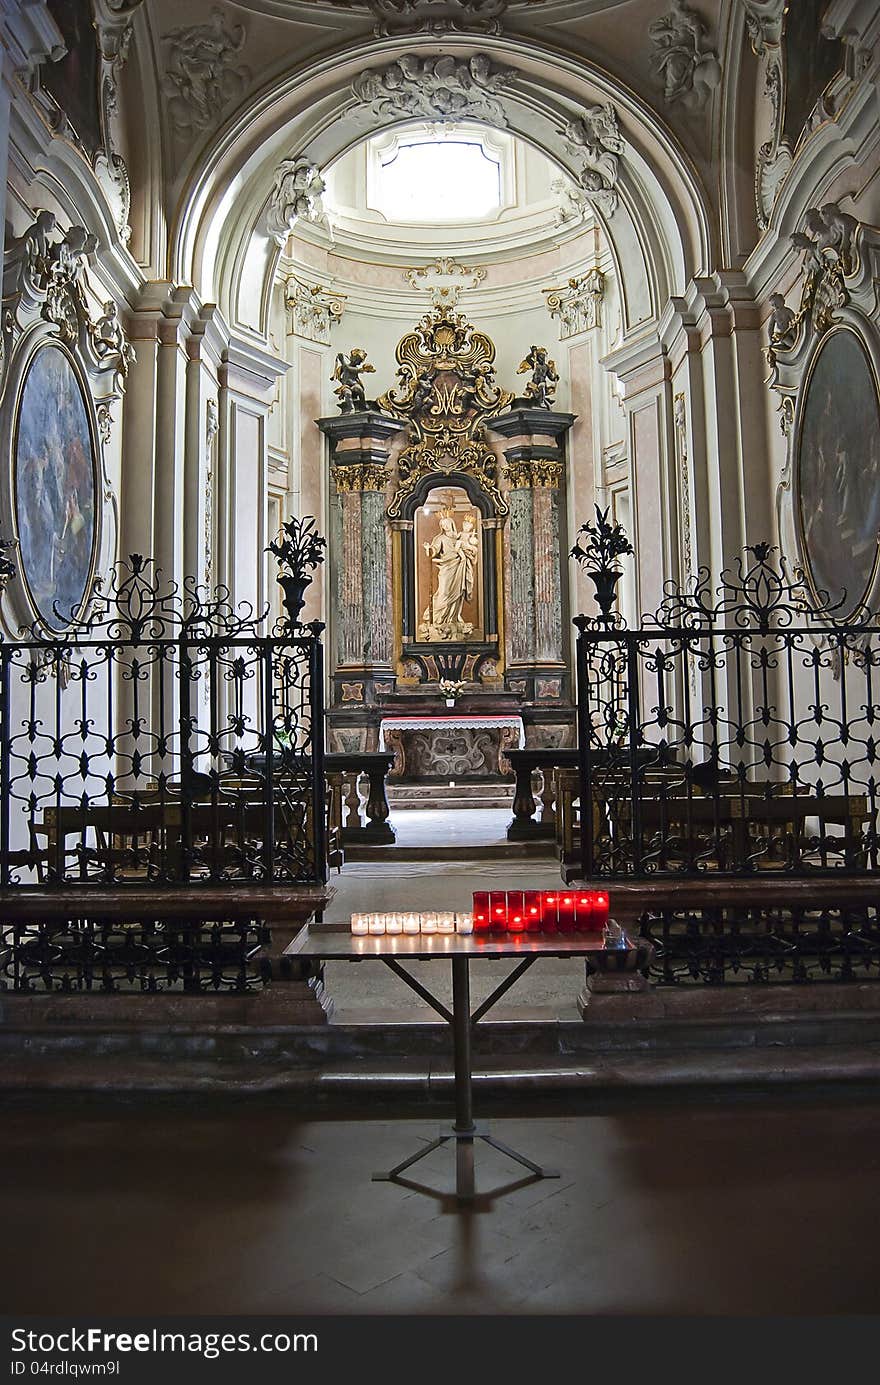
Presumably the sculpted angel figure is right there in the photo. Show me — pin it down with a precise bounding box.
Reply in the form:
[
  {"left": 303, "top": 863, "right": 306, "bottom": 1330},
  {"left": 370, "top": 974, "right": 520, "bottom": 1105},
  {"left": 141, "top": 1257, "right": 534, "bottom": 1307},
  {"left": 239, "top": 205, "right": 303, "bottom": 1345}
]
[
  {"left": 409, "top": 368, "right": 436, "bottom": 415},
  {"left": 792, "top": 204, "right": 858, "bottom": 273},
  {"left": 332, "top": 349, "right": 375, "bottom": 413},
  {"left": 518, "top": 345, "right": 559, "bottom": 409},
  {"left": 93, "top": 301, "right": 136, "bottom": 375},
  {"left": 767, "top": 293, "right": 798, "bottom": 352}
]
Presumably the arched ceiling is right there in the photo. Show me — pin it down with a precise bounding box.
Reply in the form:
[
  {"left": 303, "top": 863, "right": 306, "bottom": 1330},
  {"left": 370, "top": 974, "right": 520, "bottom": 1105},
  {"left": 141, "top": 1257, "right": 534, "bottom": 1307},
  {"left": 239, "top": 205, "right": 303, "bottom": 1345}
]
[{"left": 161, "top": 29, "right": 714, "bottom": 345}]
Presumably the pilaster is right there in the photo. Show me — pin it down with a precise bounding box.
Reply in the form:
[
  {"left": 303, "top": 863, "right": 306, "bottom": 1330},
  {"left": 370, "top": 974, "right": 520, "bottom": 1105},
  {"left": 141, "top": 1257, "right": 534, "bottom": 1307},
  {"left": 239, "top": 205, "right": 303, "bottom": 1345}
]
[
  {"left": 490, "top": 408, "right": 576, "bottom": 733},
  {"left": 317, "top": 411, "right": 403, "bottom": 717}
]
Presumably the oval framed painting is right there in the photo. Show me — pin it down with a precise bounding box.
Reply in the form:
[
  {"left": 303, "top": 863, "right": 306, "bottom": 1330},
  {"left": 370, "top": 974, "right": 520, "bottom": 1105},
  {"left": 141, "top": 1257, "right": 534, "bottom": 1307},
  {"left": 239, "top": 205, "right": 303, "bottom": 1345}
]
[
  {"left": 13, "top": 341, "right": 98, "bottom": 631},
  {"left": 795, "top": 326, "right": 880, "bottom": 619}
]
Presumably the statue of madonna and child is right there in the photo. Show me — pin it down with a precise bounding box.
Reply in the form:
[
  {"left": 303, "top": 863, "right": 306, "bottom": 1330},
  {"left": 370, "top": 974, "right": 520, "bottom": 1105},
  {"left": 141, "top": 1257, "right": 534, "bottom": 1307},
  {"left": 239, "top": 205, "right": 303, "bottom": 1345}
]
[{"left": 418, "top": 509, "right": 481, "bottom": 642}]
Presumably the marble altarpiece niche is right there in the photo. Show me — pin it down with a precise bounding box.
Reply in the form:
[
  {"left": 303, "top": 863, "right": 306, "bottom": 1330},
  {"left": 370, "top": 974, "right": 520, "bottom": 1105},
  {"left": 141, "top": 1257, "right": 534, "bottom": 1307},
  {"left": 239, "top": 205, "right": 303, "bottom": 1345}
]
[{"left": 317, "top": 302, "right": 577, "bottom": 770}]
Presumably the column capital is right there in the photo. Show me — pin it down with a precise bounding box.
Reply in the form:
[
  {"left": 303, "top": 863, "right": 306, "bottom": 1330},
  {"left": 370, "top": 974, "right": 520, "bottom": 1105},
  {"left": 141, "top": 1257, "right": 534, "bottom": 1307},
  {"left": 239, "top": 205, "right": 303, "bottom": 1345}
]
[{"left": 332, "top": 463, "right": 388, "bottom": 493}]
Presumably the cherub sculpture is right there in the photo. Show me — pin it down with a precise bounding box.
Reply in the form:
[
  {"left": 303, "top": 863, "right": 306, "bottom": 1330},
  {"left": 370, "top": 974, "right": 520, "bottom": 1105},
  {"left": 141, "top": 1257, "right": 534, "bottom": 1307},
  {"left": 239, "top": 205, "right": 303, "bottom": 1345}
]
[
  {"left": 332, "top": 349, "right": 375, "bottom": 414},
  {"left": 93, "top": 301, "right": 136, "bottom": 375},
  {"left": 767, "top": 293, "right": 798, "bottom": 352},
  {"left": 517, "top": 345, "right": 559, "bottom": 409}
]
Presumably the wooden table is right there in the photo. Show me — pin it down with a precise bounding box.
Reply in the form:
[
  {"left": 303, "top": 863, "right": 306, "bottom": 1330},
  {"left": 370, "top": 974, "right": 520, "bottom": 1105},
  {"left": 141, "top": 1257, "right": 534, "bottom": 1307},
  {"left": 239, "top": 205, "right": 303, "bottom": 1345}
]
[{"left": 288, "top": 924, "right": 627, "bottom": 1203}]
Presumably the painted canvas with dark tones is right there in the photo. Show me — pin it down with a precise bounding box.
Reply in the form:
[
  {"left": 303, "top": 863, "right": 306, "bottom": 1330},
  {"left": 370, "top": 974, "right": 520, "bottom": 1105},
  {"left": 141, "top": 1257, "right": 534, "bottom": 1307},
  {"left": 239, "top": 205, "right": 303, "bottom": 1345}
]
[
  {"left": 797, "top": 329, "right": 880, "bottom": 616},
  {"left": 14, "top": 344, "right": 97, "bottom": 630},
  {"left": 41, "top": 0, "right": 102, "bottom": 158},
  {"left": 782, "top": 0, "right": 844, "bottom": 149}
]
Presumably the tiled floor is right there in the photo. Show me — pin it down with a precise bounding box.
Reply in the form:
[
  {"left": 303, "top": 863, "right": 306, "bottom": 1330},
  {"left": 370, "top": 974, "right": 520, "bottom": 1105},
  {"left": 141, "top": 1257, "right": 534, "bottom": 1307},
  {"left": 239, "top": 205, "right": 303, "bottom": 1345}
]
[{"left": 4, "top": 1093, "right": 880, "bottom": 1315}]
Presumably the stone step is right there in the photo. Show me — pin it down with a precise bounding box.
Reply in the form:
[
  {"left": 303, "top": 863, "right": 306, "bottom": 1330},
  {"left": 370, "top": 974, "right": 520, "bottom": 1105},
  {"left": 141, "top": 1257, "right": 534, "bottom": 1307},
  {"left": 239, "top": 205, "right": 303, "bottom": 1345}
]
[
  {"left": 343, "top": 841, "right": 555, "bottom": 861},
  {"left": 4, "top": 1044, "right": 880, "bottom": 1099}
]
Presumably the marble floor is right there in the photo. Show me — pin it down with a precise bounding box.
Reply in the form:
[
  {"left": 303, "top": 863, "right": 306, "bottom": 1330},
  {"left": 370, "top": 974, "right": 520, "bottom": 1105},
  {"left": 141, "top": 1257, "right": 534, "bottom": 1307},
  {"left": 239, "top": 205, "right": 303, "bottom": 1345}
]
[
  {"left": 382, "top": 807, "right": 516, "bottom": 847},
  {"left": 4, "top": 1092, "right": 880, "bottom": 1315}
]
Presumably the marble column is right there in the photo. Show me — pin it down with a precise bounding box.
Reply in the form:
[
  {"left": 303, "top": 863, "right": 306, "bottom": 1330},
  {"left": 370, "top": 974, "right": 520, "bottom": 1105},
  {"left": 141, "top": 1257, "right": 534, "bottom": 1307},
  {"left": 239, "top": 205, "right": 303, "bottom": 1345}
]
[
  {"left": 316, "top": 412, "right": 403, "bottom": 747},
  {"left": 490, "top": 407, "right": 576, "bottom": 745}
]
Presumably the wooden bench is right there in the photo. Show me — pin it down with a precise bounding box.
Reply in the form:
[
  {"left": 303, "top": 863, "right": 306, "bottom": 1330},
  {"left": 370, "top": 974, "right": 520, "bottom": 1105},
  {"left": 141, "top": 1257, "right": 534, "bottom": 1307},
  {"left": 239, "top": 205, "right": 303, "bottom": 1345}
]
[{"left": 556, "top": 766, "right": 876, "bottom": 880}]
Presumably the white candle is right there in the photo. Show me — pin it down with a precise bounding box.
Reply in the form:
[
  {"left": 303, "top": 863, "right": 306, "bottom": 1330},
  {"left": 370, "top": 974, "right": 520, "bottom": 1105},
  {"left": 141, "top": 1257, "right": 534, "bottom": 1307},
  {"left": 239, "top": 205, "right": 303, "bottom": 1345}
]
[
  {"left": 385, "top": 912, "right": 402, "bottom": 935},
  {"left": 455, "top": 911, "right": 474, "bottom": 934},
  {"left": 420, "top": 912, "right": 437, "bottom": 934},
  {"left": 368, "top": 913, "right": 385, "bottom": 935},
  {"left": 437, "top": 911, "right": 455, "bottom": 934},
  {"left": 402, "top": 912, "right": 420, "bottom": 935},
  {"left": 351, "top": 913, "right": 368, "bottom": 936}
]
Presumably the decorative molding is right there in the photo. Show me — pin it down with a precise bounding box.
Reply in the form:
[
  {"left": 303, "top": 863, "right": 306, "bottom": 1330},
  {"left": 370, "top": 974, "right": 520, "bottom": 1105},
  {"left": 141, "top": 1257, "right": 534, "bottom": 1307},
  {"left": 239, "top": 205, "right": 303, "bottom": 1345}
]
[
  {"left": 543, "top": 270, "right": 605, "bottom": 339},
  {"left": 767, "top": 206, "right": 880, "bottom": 619},
  {"left": 284, "top": 276, "right": 345, "bottom": 343},
  {"left": 505, "top": 458, "right": 563, "bottom": 489},
  {"left": 266, "top": 159, "right": 325, "bottom": 247},
  {"left": 26, "top": 1, "right": 145, "bottom": 244},
  {"left": 0, "top": 215, "right": 130, "bottom": 633},
  {"left": 767, "top": 203, "right": 859, "bottom": 368},
  {"left": 648, "top": 1, "right": 722, "bottom": 108},
  {"left": 754, "top": 51, "right": 792, "bottom": 232},
  {"left": 2, "top": 215, "right": 133, "bottom": 397},
  {"left": 352, "top": 54, "right": 515, "bottom": 125},
  {"left": 332, "top": 462, "right": 389, "bottom": 493},
  {"left": 204, "top": 397, "right": 219, "bottom": 597},
  {"left": 561, "top": 104, "right": 624, "bottom": 217},
  {"left": 403, "top": 257, "right": 487, "bottom": 308},
  {"left": 749, "top": 1, "right": 867, "bottom": 233},
  {"left": 378, "top": 305, "right": 514, "bottom": 518},
  {"left": 161, "top": 7, "right": 251, "bottom": 138},
  {"left": 365, "top": 1, "right": 512, "bottom": 38},
  {"left": 551, "top": 176, "right": 589, "bottom": 228},
  {"left": 741, "top": 0, "right": 786, "bottom": 55},
  {"left": 673, "top": 391, "right": 694, "bottom": 600}
]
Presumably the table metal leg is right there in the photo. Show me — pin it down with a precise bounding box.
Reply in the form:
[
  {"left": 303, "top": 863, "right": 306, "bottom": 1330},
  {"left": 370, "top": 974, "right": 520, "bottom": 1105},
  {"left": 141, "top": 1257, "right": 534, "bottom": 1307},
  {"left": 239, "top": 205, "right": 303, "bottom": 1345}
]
[
  {"left": 373, "top": 952, "right": 561, "bottom": 1202},
  {"left": 451, "top": 955, "right": 474, "bottom": 1136}
]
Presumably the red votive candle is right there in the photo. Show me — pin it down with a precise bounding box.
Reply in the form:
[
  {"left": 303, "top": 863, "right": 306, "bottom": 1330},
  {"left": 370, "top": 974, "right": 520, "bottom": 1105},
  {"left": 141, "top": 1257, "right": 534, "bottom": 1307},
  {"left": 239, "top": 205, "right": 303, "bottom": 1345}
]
[
  {"left": 507, "top": 890, "right": 525, "bottom": 932},
  {"left": 574, "top": 890, "right": 594, "bottom": 930},
  {"left": 592, "top": 891, "right": 610, "bottom": 929},
  {"left": 524, "top": 890, "right": 542, "bottom": 932},
  {"left": 541, "top": 892, "right": 559, "bottom": 932},
  {"left": 557, "top": 892, "right": 577, "bottom": 933},
  {"left": 472, "top": 892, "right": 491, "bottom": 933},
  {"left": 489, "top": 891, "right": 509, "bottom": 931}
]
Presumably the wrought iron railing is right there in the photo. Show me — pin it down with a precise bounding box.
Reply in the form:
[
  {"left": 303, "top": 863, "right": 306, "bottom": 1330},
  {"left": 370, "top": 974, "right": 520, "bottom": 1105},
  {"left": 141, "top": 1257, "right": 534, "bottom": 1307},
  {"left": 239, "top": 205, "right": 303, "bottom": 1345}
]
[
  {"left": 0, "top": 555, "right": 326, "bottom": 890},
  {"left": 0, "top": 552, "right": 327, "bottom": 993},
  {"left": 573, "top": 542, "right": 880, "bottom": 983}
]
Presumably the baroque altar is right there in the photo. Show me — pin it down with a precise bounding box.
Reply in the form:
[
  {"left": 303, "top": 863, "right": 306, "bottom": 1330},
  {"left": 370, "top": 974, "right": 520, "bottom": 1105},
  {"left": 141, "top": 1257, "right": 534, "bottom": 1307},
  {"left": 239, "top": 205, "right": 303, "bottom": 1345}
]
[{"left": 318, "top": 305, "right": 576, "bottom": 781}]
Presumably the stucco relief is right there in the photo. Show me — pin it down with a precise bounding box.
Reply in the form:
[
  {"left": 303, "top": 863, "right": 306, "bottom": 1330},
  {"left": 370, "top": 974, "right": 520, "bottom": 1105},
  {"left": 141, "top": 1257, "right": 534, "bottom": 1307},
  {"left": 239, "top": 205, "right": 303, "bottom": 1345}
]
[
  {"left": 561, "top": 104, "right": 624, "bottom": 217},
  {"left": 352, "top": 54, "right": 515, "bottom": 125},
  {"left": 648, "top": 1, "right": 721, "bottom": 108},
  {"left": 161, "top": 7, "right": 251, "bottom": 137},
  {"left": 544, "top": 271, "right": 605, "bottom": 339},
  {"left": 366, "top": 0, "right": 511, "bottom": 35},
  {"left": 266, "top": 159, "right": 326, "bottom": 246},
  {"left": 284, "top": 278, "right": 345, "bottom": 344}
]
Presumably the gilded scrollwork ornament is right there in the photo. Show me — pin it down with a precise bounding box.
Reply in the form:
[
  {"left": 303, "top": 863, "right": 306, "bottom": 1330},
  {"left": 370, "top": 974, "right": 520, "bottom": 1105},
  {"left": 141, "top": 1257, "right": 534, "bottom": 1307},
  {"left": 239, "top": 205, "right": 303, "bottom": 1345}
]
[{"left": 378, "top": 305, "right": 513, "bottom": 518}]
